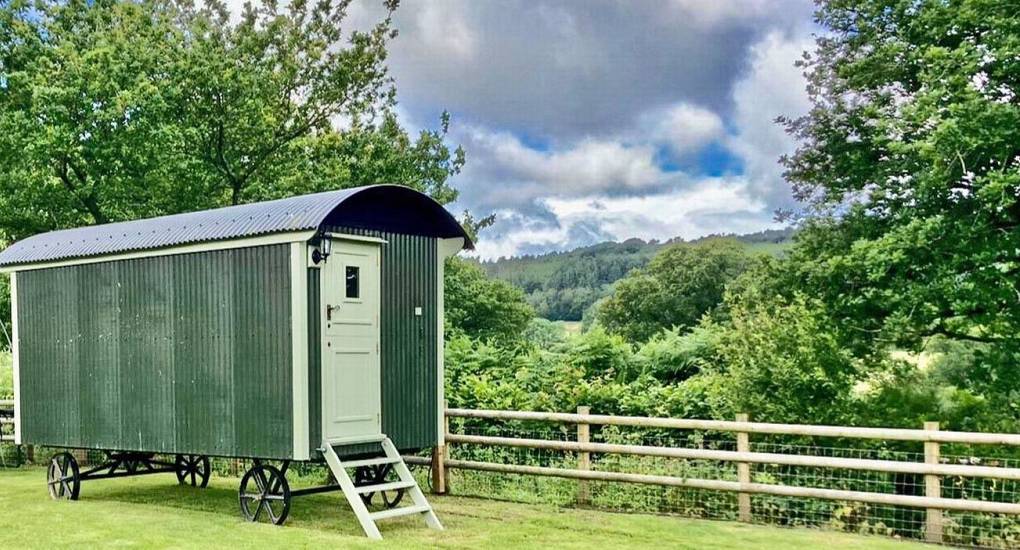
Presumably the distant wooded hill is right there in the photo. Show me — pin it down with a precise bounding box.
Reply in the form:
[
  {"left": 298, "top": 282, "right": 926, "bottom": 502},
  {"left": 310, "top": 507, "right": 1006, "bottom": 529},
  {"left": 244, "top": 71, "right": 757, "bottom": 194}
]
[{"left": 477, "top": 228, "right": 795, "bottom": 321}]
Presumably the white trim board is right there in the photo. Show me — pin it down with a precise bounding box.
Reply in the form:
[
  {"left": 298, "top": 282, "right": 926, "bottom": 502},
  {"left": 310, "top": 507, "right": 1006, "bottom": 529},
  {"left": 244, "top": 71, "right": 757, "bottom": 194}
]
[
  {"left": 324, "top": 232, "right": 388, "bottom": 245},
  {"left": 0, "top": 230, "right": 317, "bottom": 273},
  {"left": 436, "top": 237, "right": 466, "bottom": 445},
  {"left": 10, "top": 272, "right": 20, "bottom": 445},
  {"left": 290, "top": 242, "right": 311, "bottom": 460}
]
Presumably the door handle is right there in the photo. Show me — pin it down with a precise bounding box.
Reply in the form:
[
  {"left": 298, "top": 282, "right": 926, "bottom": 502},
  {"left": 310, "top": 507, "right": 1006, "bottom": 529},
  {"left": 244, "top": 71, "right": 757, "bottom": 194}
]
[{"left": 326, "top": 304, "right": 339, "bottom": 321}]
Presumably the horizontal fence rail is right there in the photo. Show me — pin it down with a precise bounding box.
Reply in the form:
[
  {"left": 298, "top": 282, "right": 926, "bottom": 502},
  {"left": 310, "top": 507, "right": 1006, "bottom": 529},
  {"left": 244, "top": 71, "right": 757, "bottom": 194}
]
[
  {"left": 446, "top": 408, "right": 1020, "bottom": 446},
  {"left": 445, "top": 433, "right": 1020, "bottom": 481},
  {"left": 436, "top": 407, "right": 1020, "bottom": 546},
  {"left": 440, "top": 458, "right": 1020, "bottom": 515}
]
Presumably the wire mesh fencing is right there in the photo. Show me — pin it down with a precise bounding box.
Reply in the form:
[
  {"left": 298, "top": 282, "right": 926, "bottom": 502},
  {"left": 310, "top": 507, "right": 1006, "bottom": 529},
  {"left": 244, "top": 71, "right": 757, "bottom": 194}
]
[
  {"left": 0, "top": 401, "right": 21, "bottom": 468},
  {"left": 441, "top": 414, "right": 1020, "bottom": 549}
]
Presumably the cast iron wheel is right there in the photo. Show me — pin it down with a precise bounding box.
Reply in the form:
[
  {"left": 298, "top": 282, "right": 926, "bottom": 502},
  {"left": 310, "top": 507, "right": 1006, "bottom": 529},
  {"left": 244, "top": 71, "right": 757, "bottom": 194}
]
[
  {"left": 239, "top": 464, "right": 291, "bottom": 525},
  {"left": 47, "top": 452, "right": 80, "bottom": 501},
  {"left": 175, "top": 454, "right": 211, "bottom": 488},
  {"left": 353, "top": 464, "right": 405, "bottom": 509}
]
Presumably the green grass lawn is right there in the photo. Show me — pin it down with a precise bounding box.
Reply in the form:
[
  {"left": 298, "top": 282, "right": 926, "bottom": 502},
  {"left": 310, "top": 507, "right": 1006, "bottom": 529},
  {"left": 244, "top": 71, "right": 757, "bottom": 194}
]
[{"left": 0, "top": 467, "right": 932, "bottom": 549}]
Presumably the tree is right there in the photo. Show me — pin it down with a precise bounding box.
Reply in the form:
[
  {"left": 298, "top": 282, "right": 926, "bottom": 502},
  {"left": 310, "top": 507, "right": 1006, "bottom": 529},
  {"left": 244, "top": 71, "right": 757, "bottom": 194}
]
[
  {"left": 781, "top": 0, "right": 1020, "bottom": 354},
  {"left": 705, "top": 294, "right": 859, "bottom": 424},
  {"left": 444, "top": 257, "right": 534, "bottom": 345},
  {"left": 0, "top": 0, "right": 464, "bottom": 244},
  {"left": 596, "top": 239, "right": 750, "bottom": 341},
  {"left": 0, "top": 0, "right": 466, "bottom": 330}
]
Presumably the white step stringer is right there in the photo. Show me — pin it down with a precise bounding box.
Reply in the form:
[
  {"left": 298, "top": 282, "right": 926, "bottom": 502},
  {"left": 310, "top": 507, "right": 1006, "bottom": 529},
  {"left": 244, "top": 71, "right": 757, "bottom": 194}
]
[{"left": 321, "top": 435, "right": 443, "bottom": 540}]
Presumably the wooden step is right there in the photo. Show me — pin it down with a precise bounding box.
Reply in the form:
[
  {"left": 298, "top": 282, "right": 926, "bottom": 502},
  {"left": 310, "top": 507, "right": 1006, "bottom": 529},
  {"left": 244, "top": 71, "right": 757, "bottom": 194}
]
[
  {"left": 321, "top": 435, "right": 442, "bottom": 539},
  {"left": 343, "top": 456, "right": 398, "bottom": 469},
  {"left": 326, "top": 434, "right": 386, "bottom": 446},
  {"left": 369, "top": 504, "right": 431, "bottom": 521},
  {"left": 355, "top": 480, "right": 415, "bottom": 494}
]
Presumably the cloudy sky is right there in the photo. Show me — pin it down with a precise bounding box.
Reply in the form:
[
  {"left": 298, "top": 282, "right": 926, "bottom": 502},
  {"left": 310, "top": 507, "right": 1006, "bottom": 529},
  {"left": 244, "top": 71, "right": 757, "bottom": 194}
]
[{"left": 353, "top": 1, "right": 818, "bottom": 259}]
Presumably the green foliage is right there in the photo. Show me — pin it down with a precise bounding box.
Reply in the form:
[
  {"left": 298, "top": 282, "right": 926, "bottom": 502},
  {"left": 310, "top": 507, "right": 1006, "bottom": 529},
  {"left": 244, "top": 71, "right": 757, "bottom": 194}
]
[
  {"left": 445, "top": 325, "right": 720, "bottom": 422},
  {"left": 443, "top": 257, "right": 534, "bottom": 345},
  {"left": 852, "top": 338, "right": 1020, "bottom": 434},
  {"left": 782, "top": 0, "right": 1020, "bottom": 355},
  {"left": 634, "top": 326, "right": 720, "bottom": 383},
  {"left": 481, "top": 230, "right": 793, "bottom": 321},
  {"left": 0, "top": 351, "right": 11, "bottom": 399},
  {"left": 597, "top": 239, "right": 751, "bottom": 342},
  {"left": 706, "top": 294, "right": 860, "bottom": 424},
  {"left": 0, "top": 0, "right": 466, "bottom": 329},
  {"left": 563, "top": 327, "right": 634, "bottom": 381},
  {"left": 521, "top": 318, "right": 568, "bottom": 349}
]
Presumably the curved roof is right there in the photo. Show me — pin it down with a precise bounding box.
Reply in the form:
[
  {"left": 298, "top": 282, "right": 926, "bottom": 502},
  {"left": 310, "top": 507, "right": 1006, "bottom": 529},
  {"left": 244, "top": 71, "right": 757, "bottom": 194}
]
[{"left": 0, "top": 185, "right": 471, "bottom": 268}]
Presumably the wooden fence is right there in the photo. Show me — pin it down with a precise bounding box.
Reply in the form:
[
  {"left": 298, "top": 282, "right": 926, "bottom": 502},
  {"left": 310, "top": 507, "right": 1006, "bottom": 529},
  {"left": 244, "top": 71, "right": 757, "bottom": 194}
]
[
  {"left": 4, "top": 400, "right": 1019, "bottom": 543},
  {"left": 415, "top": 407, "right": 1020, "bottom": 545},
  {"left": 0, "top": 399, "right": 13, "bottom": 443}
]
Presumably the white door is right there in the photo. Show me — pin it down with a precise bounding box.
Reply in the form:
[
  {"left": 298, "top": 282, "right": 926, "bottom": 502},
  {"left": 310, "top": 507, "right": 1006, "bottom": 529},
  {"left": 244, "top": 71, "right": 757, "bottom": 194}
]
[{"left": 321, "top": 239, "right": 382, "bottom": 443}]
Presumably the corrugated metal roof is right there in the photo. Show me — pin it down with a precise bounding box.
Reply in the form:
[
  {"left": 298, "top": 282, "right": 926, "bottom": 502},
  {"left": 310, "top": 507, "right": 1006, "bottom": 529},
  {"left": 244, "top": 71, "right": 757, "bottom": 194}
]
[{"left": 0, "top": 185, "right": 470, "bottom": 267}]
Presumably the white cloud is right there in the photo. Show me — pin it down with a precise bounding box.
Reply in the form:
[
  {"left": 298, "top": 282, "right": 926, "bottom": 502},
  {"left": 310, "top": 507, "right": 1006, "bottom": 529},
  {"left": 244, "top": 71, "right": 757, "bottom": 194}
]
[
  {"left": 471, "top": 178, "right": 782, "bottom": 259},
  {"left": 640, "top": 103, "right": 725, "bottom": 155},
  {"left": 474, "top": 130, "right": 662, "bottom": 191},
  {"left": 452, "top": 125, "right": 676, "bottom": 215},
  {"left": 452, "top": 100, "right": 729, "bottom": 215},
  {"left": 727, "top": 30, "right": 814, "bottom": 207},
  {"left": 413, "top": 0, "right": 478, "bottom": 61}
]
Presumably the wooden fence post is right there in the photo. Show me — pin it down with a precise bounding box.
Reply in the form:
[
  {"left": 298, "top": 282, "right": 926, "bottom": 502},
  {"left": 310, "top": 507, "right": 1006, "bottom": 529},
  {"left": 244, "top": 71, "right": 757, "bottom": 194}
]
[
  {"left": 577, "top": 406, "right": 591, "bottom": 506},
  {"left": 431, "top": 400, "right": 449, "bottom": 494},
  {"left": 736, "top": 413, "right": 752, "bottom": 523},
  {"left": 925, "top": 421, "right": 943, "bottom": 544}
]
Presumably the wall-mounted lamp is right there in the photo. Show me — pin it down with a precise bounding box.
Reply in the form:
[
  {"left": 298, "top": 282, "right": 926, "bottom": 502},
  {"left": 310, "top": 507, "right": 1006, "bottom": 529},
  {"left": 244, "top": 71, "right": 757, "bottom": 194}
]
[{"left": 312, "top": 236, "right": 332, "bottom": 265}]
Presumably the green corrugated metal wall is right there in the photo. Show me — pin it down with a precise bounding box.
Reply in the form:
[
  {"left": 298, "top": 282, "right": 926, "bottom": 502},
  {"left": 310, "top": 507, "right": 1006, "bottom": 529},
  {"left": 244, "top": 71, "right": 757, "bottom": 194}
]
[
  {"left": 17, "top": 245, "right": 294, "bottom": 459},
  {"left": 317, "top": 228, "right": 439, "bottom": 453}
]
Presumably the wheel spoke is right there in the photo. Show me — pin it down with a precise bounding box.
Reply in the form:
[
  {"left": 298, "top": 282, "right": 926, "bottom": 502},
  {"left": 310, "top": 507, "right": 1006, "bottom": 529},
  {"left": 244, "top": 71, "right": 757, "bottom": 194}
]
[
  {"left": 254, "top": 470, "right": 267, "bottom": 492},
  {"left": 253, "top": 499, "right": 265, "bottom": 522}
]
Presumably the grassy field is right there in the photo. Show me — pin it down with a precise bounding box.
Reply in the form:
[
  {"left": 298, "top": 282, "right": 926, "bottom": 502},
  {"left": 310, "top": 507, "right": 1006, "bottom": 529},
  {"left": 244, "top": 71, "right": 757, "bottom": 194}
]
[{"left": 0, "top": 467, "right": 932, "bottom": 549}]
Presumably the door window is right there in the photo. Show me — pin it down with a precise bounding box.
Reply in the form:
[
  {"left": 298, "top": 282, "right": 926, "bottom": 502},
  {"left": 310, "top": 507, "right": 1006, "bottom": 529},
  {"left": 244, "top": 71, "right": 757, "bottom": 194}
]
[{"left": 345, "top": 265, "right": 360, "bottom": 299}]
